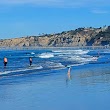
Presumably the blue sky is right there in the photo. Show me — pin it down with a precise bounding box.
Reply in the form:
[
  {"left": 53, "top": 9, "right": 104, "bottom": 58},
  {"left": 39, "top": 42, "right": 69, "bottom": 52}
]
[{"left": 0, "top": 0, "right": 110, "bottom": 39}]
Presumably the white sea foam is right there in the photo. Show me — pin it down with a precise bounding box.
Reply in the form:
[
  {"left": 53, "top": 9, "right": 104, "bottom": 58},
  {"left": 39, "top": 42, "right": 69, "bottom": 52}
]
[
  {"left": 0, "top": 66, "right": 43, "bottom": 76},
  {"left": 39, "top": 53, "right": 54, "bottom": 58},
  {"left": 31, "top": 52, "right": 35, "bottom": 55},
  {"left": 47, "top": 62, "right": 64, "bottom": 68},
  {"left": 52, "top": 49, "right": 89, "bottom": 55},
  {"left": 67, "top": 55, "right": 98, "bottom": 63},
  {"left": 73, "top": 50, "right": 89, "bottom": 54}
]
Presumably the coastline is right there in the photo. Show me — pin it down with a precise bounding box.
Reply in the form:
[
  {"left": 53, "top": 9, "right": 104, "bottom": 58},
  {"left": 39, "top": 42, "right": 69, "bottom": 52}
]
[{"left": 0, "top": 46, "right": 109, "bottom": 50}]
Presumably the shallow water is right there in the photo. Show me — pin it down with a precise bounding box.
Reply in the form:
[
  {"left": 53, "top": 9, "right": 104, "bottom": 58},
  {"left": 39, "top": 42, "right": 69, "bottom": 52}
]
[{"left": 0, "top": 48, "right": 110, "bottom": 110}]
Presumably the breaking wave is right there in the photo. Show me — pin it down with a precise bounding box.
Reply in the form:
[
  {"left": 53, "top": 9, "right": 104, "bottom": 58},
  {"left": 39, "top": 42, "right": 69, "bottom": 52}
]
[
  {"left": 0, "top": 66, "right": 43, "bottom": 76},
  {"left": 39, "top": 53, "right": 54, "bottom": 58}
]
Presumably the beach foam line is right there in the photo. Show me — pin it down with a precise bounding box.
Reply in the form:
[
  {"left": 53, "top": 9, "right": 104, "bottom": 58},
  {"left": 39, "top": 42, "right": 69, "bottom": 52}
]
[{"left": 0, "top": 66, "right": 43, "bottom": 76}]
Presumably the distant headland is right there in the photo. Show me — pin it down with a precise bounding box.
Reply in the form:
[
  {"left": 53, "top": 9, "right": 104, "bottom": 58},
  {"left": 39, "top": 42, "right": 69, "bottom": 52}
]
[{"left": 0, "top": 26, "right": 110, "bottom": 48}]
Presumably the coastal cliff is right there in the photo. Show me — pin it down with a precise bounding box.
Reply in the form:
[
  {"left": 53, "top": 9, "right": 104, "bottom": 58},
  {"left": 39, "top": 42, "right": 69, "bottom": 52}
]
[{"left": 0, "top": 26, "right": 110, "bottom": 47}]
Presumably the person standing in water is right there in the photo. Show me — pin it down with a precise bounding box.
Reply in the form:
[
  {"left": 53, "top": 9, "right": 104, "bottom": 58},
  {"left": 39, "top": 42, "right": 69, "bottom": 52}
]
[
  {"left": 29, "top": 57, "right": 32, "bottom": 66},
  {"left": 4, "top": 57, "right": 8, "bottom": 67},
  {"left": 66, "top": 65, "right": 72, "bottom": 85},
  {"left": 67, "top": 66, "right": 71, "bottom": 80}
]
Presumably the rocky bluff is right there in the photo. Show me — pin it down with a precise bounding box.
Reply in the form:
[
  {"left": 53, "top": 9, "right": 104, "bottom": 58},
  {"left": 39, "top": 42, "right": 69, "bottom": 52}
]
[{"left": 0, "top": 26, "right": 110, "bottom": 47}]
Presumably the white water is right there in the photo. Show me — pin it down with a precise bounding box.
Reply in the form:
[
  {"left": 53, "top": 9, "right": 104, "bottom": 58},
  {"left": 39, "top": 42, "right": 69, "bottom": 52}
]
[
  {"left": 0, "top": 66, "right": 43, "bottom": 75},
  {"left": 39, "top": 53, "right": 54, "bottom": 58},
  {"left": 52, "top": 49, "right": 89, "bottom": 55}
]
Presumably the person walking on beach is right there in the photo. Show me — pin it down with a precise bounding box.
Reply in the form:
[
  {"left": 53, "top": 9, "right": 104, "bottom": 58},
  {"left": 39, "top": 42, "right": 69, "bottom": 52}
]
[
  {"left": 4, "top": 57, "right": 8, "bottom": 67},
  {"left": 29, "top": 57, "right": 32, "bottom": 66}
]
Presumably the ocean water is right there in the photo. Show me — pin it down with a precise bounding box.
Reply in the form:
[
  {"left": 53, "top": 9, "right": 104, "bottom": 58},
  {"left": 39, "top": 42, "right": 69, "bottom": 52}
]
[{"left": 0, "top": 48, "right": 110, "bottom": 110}]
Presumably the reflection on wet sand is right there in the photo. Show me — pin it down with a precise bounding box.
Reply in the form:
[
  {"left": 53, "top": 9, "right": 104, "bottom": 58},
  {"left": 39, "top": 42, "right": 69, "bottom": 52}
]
[{"left": 76, "top": 66, "right": 110, "bottom": 92}]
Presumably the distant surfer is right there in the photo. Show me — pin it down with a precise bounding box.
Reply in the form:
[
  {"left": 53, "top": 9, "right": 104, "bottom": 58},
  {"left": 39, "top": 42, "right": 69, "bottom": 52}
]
[
  {"left": 4, "top": 57, "right": 8, "bottom": 67},
  {"left": 29, "top": 57, "right": 32, "bottom": 66}
]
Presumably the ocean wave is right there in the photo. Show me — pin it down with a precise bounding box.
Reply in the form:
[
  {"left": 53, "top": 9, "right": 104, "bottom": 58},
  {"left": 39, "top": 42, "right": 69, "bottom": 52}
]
[
  {"left": 52, "top": 49, "right": 89, "bottom": 55},
  {"left": 73, "top": 50, "right": 89, "bottom": 54},
  {"left": 0, "top": 66, "right": 43, "bottom": 76},
  {"left": 31, "top": 52, "right": 35, "bottom": 55},
  {"left": 46, "top": 62, "right": 65, "bottom": 68},
  {"left": 67, "top": 55, "right": 98, "bottom": 63},
  {"left": 38, "top": 53, "right": 54, "bottom": 58}
]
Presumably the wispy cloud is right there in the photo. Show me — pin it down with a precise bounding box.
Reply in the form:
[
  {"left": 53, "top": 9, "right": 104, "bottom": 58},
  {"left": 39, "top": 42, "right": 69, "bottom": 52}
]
[{"left": 91, "top": 9, "right": 109, "bottom": 14}]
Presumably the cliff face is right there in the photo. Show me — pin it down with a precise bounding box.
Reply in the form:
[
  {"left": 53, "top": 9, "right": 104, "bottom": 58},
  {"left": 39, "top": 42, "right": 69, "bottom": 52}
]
[{"left": 0, "top": 26, "right": 110, "bottom": 47}]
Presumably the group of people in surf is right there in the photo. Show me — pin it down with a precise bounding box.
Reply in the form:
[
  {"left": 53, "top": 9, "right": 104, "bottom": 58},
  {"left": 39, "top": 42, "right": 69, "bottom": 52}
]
[
  {"left": 3, "top": 57, "right": 33, "bottom": 68},
  {"left": 3, "top": 56, "right": 71, "bottom": 82}
]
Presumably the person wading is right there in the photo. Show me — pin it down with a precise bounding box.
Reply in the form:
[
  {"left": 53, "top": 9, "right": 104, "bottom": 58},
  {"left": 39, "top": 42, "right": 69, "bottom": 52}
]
[
  {"left": 4, "top": 57, "right": 8, "bottom": 67},
  {"left": 29, "top": 57, "right": 32, "bottom": 66}
]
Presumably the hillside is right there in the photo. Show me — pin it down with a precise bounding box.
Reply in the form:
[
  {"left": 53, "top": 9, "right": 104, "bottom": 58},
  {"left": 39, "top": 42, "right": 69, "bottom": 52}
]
[{"left": 0, "top": 26, "right": 110, "bottom": 47}]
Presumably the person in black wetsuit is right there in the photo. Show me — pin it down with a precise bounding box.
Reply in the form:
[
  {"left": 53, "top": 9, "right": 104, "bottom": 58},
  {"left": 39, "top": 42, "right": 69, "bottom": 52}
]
[{"left": 29, "top": 57, "right": 32, "bottom": 66}]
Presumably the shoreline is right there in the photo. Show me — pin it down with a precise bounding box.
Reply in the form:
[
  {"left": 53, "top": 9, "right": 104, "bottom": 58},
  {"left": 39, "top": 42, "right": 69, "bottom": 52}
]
[{"left": 0, "top": 46, "right": 110, "bottom": 50}]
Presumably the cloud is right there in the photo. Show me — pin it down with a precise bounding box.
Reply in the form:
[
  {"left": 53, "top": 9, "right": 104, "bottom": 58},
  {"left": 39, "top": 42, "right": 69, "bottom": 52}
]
[{"left": 91, "top": 9, "right": 109, "bottom": 14}]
